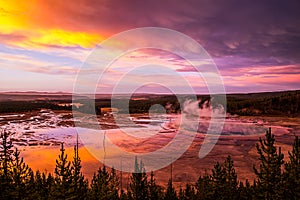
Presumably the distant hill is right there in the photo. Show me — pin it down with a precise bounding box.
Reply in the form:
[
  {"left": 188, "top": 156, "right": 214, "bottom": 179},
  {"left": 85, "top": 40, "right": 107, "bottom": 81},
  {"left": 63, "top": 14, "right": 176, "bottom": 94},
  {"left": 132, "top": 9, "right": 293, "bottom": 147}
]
[
  {"left": 226, "top": 90, "right": 300, "bottom": 116},
  {"left": 0, "top": 92, "right": 73, "bottom": 102},
  {"left": 0, "top": 90, "right": 299, "bottom": 116}
]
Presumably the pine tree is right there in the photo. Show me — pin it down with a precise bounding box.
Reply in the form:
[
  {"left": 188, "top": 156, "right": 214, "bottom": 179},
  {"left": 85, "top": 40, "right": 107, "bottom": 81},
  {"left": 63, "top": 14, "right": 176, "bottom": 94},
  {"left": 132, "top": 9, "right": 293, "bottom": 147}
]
[
  {"left": 90, "top": 166, "right": 109, "bottom": 199},
  {"left": 211, "top": 161, "right": 227, "bottom": 199},
  {"left": 70, "top": 141, "right": 88, "bottom": 199},
  {"left": 34, "top": 170, "right": 52, "bottom": 199},
  {"left": 148, "top": 171, "right": 163, "bottom": 200},
  {"left": 27, "top": 170, "right": 38, "bottom": 199},
  {"left": 0, "top": 130, "right": 13, "bottom": 176},
  {"left": 46, "top": 172, "right": 55, "bottom": 197},
  {"left": 109, "top": 167, "right": 120, "bottom": 200},
  {"left": 195, "top": 156, "right": 239, "bottom": 200},
  {"left": 195, "top": 173, "right": 214, "bottom": 200},
  {"left": 178, "top": 186, "right": 185, "bottom": 200},
  {"left": 89, "top": 165, "right": 120, "bottom": 200},
  {"left": 237, "top": 180, "right": 254, "bottom": 200},
  {"left": 51, "top": 143, "right": 73, "bottom": 199},
  {"left": 164, "top": 179, "right": 177, "bottom": 200},
  {"left": 10, "top": 148, "right": 34, "bottom": 199},
  {"left": 283, "top": 136, "right": 300, "bottom": 199},
  {"left": 183, "top": 183, "right": 195, "bottom": 200},
  {"left": 0, "top": 129, "right": 14, "bottom": 199},
  {"left": 128, "top": 157, "right": 149, "bottom": 200},
  {"left": 253, "top": 128, "right": 284, "bottom": 200},
  {"left": 223, "top": 156, "right": 239, "bottom": 199}
]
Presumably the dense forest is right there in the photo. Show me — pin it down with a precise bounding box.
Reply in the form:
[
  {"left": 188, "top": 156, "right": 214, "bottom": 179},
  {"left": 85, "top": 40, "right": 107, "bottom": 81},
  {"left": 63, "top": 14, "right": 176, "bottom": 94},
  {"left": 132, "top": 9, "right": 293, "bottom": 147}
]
[
  {"left": 227, "top": 90, "right": 300, "bottom": 116},
  {"left": 77, "top": 90, "right": 300, "bottom": 116},
  {"left": 0, "top": 101, "right": 72, "bottom": 113},
  {"left": 0, "top": 128, "right": 299, "bottom": 199},
  {"left": 0, "top": 90, "right": 299, "bottom": 117}
]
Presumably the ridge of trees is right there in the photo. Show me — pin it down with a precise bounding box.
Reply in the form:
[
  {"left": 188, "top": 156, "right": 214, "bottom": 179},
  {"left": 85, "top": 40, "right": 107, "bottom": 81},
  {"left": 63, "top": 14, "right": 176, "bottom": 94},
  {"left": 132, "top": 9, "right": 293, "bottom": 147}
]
[
  {"left": 0, "top": 128, "right": 299, "bottom": 199},
  {"left": 0, "top": 101, "right": 72, "bottom": 113},
  {"left": 227, "top": 90, "right": 300, "bottom": 116},
  {"left": 1, "top": 90, "right": 299, "bottom": 116}
]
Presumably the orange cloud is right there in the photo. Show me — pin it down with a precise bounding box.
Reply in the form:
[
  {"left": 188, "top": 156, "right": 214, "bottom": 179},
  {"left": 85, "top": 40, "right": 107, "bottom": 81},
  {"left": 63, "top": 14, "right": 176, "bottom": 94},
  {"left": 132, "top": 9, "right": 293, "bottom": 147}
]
[
  {"left": 18, "top": 29, "right": 102, "bottom": 49},
  {"left": 0, "top": 0, "right": 103, "bottom": 48}
]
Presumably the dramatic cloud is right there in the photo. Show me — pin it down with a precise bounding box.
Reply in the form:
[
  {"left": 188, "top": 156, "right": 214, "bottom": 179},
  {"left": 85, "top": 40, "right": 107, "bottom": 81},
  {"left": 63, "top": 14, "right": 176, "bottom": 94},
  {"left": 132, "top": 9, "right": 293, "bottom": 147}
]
[{"left": 0, "top": 0, "right": 299, "bottom": 92}]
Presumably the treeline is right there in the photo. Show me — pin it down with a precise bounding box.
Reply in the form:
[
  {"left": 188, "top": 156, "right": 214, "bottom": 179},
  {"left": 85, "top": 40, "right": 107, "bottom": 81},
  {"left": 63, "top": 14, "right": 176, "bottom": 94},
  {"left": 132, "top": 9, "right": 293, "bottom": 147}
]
[
  {"left": 0, "top": 101, "right": 72, "bottom": 113},
  {"left": 1, "top": 128, "right": 299, "bottom": 199},
  {"left": 1, "top": 90, "right": 299, "bottom": 117},
  {"left": 75, "top": 90, "right": 300, "bottom": 116},
  {"left": 128, "top": 95, "right": 181, "bottom": 114},
  {"left": 227, "top": 90, "right": 300, "bottom": 116},
  {"left": 74, "top": 96, "right": 182, "bottom": 115}
]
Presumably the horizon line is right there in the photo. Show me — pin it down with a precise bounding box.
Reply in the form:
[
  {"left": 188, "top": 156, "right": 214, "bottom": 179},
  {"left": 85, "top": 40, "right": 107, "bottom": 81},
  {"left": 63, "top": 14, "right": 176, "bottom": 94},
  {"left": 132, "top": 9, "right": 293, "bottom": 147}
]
[{"left": 0, "top": 89, "right": 299, "bottom": 96}]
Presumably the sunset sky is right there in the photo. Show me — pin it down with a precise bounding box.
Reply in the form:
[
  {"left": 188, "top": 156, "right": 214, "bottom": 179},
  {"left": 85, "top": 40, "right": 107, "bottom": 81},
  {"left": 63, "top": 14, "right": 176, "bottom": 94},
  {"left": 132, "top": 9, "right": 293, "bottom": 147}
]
[{"left": 0, "top": 0, "right": 299, "bottom": 93}]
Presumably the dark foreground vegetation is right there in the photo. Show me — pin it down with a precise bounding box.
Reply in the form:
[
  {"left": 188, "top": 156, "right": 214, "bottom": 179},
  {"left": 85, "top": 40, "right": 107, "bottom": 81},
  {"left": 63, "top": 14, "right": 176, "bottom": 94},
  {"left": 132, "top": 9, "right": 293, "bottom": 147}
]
[{"left": 0, "top": 128, "right": 299, "bottom": 200}]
